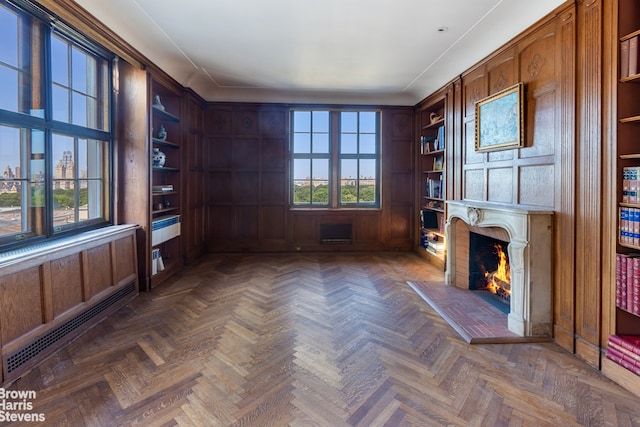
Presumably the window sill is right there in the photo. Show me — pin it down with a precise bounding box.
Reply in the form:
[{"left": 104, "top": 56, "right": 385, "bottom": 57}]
[{"left": 0, "top": 224, "right": 139, "bottom": 269}]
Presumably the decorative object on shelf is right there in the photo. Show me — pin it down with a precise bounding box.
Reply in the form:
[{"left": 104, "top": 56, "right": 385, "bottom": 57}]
[
  {"left": 157, "top": 124, "right": 167, "bottom": 140},
  {"left": 475, "top": 82, "right": 524, "bottom": 152},
  {"left": 430, "top": 112, "right": 442, "bottom": 124},
  {"left": 152, "top": 147, "right": 166, "bottom": 167},
  {"left": 153, "top": 94, "right": 165, "bottom": 111}
]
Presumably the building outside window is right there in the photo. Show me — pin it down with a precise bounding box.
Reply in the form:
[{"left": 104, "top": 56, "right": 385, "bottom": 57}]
[
  {"left": 0, "top": 0, "right": 113, "bottom": 252},
  {"left": 291, "top": 109, "right": 380, "bottom": 208}
]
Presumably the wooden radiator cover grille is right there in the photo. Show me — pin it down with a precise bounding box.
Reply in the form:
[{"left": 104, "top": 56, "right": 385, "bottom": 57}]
[{"left": 4, "top": 282, "right": 136, "bottom": 377}]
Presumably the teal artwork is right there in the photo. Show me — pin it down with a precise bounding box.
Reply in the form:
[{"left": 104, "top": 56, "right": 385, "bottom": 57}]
[{"left": 475, "top": 83, "right": 523, "bottom": 152}]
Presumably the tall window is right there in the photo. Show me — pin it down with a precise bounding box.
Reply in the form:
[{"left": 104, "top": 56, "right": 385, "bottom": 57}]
[
  {"left": 291, "top": 109, "right": 380, "bottom": 208},
  {"left": 0, "top": 0, "right": 112, "bottom": 252}
]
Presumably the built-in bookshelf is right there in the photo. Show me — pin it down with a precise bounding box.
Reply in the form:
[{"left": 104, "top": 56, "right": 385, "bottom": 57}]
[
  {"left": 606, "top": 0, "right": 640, "bottom": 396},
  {"left": 416, "top": 96, "right": 447, "bottom": 269},
  {"left": 148, "top": 78, "right": 183, "bottom": 288}
]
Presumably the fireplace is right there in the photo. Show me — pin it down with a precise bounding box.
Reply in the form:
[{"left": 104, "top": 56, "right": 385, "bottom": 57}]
[
  {"left": 445, "top": 201, "right": 553, "bottom": 337},
  {"left": 469, "top": 233, "right": 511, "bottom": 307}
]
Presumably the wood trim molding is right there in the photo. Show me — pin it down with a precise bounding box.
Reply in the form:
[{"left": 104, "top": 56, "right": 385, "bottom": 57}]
[{"left": 36, "top": 0, "right": 145, "bottom": 68}]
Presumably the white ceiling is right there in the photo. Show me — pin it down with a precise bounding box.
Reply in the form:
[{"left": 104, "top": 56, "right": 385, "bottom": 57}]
[{"left": 75, "top": 0, "right": 566, "bottom": 106}]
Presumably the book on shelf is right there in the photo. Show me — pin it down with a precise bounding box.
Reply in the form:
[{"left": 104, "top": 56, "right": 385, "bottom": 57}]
[
  {"left": 622, "top": 38, "right": 630, "bottom": 78},
  {"left": 609, "top": 335, "right": 640, "bottom": 358},
  {"left": 623, "top": 166, "right": 640, "bottom": 203},
  {"left": 619, "top": 207, "right": 640, "bottom": 246},
  {"left": 433, "top": 155, "right": 444, "bottom": 171},
  {"left": 152, "top": 184, "right": 174, "bottom": 193},
  {"left": 436, "top": 125, "right": 445, "bottom": 150},
  {"left": 420, "top": 209, "right": 439, "bottom": 229},
  {"left": 151, "top": 214, "right": 181, "bottom": 246},
  {"left": 420, "top": 136, "right": 437, "bottom": 154},
  {"left": 151, "top": 248, "right": 165, "bottom": 275},
  {"left": 426, "top": 177, "right": 443, "bottom": 199},
  {"left": 606, "top": 345, "right": 640, "bottom": 375},
  {"left": 420, "top": 228, "right": 445, "bottom": 253},
  {"left": 630, "top": 36, "right": 640, "bottom": 77},
  {"left": 615, "top": 253, "right": 640, "bottom": 314}
]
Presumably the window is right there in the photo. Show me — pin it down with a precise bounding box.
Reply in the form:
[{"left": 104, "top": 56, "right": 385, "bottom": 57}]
[
  {"left": 291, "top": 109, "right": 380, "bottom": 208},
  {"left": 0, "top": 0, "right": 112, "bottom": 252}
]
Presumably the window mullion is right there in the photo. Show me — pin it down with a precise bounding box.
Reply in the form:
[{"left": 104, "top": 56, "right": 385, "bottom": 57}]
[{"left": 330, "top": 111, "right": 340, "bottom": 208}]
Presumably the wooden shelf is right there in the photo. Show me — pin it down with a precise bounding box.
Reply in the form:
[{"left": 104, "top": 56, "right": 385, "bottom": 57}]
[
  {"left": 421, "top": 149, "right": 445, "bottom": 156},
  {"left": 423, "top": 227, "right": 445, "bottom": 237},
  {"left": 152, "top": 166, "right": 179, "bottom": 172},
  {"left": 417, "top": 246, "right": 446, "bottom": 269},
  {"left": 153, "top": 105, "right": 180, "bottom": 122},
  {"left": 422, "top": 118, "right": 445, "bottom": 130},
  {"left": 611, "top": 5, "right": 640, "bottom": 396},
  {"left": 152, "top": 138, "right": 179, "bottom": 148},
  {"left": 152, "top": 206, "right": 179, "bottom": 215},
  {"left": 603, "top": 358, "right": 640, "bottom": 397}
]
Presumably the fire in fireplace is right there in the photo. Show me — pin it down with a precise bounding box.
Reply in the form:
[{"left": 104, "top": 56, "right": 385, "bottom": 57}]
[{"left": 469, "top": 233, "right": 511, "bottom": 305}]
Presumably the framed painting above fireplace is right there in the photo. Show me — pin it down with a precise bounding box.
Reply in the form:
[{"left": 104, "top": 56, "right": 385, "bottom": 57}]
[{"left": 474, "top": 82, "right": 524, "bottom": 152}]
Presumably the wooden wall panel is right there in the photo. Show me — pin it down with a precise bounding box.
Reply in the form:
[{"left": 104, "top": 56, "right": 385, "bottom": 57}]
[
  {"left": 208, "top": 206, "right": 232, "bottom": 242},
  {"left": 206, "top": 104, "right": 414, "bottom": 252},
  {"left": 487, "top": 168, "right": 513, "bottom": 203},
  {"left": 523, "top": 90, "right": 556, "bottom": 158},
  {"left": 261, "top": 206, "right": 286, "bottom": 241},
  {"left": 260, "top": 172, "right": 286, "bottom": 204},
  {"left": 391, "top": 173, "right": 413, "bottom": 204},
  {"left": 51, "top": 254, "right": 83, "bottom": 317},
  {"left": 575, "top": 0, "right": 602, "bottom": 367},
  {"left": 85, "top": 244, "right": 113, "bottom": 300},
  {"left": 233, "top": 139, "right": 259, "bottom": 170},
  {"left": 234, "top": 206, "right": 259, "bottom": 242},
  {"left": 0, "top": 225, "right": 139, "bottom": 385},
  {"left": 456, "top": 3, "right": 578, "bottom": 354},
  {"left": 232, "top": 110, "right": 259, "bottom": 136},
  {"left": 114, "top": 235, "right": 136, "bottom": 285},
  {"left": 354, "top": 214, "right": 380, "bottom": 242},
  {"left": 235, "top": 172, "right": 259, "bottom": 204},
  {"left": 487, "top": 49, "right": 517, "bottom": 93},
  {"left": 183, "top": 91, "right": 207, "bottom": 264},
  {"left": 390, "top": 206, "right": 412, "bottom": 240},
  {"left": 292, "top": 215, "right": 317, "bottom": 244},
  {"left": 0, "top": 267, "right": 42, "bottom": 344},
  {"left": 520, "top": 165, "right": 555, "bottom": 207},
  {"left": 208, "top": 137, "right": 232, "bottom": 169},
  {"left": 209, "top": 172, "right": 232, "bottom": 203},
  {"left": 262, "top": 138, "right": 287, "bottom": 170},
  {"left": 464, "top": 169, "right": 485, "bottom": 200}
]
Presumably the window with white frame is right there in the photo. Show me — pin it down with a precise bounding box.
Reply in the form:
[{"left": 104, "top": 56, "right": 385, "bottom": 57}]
[
  {"left": 0, "top": 0, "right": 112, "bottom": 252},
  {"left": 291, "top": 109, "right": 380, "bottom": 208}
]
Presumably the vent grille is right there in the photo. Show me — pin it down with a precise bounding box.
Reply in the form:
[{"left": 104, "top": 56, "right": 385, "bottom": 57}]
[
  {"left": 5, "top": 283, "right": 136, "bottom": 374},
  {"left": 320, "top": 223, "right": 352, "bottom": 244}
]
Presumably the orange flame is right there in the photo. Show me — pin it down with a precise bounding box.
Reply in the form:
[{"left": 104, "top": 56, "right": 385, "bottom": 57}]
[{"left": 484, "top": 243, "right": 510, "bottom": 297}]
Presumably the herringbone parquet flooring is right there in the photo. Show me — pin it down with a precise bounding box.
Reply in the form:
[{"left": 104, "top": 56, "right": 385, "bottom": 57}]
[{"left": 6, "top": 252, "right": 640, "bottom": 426}]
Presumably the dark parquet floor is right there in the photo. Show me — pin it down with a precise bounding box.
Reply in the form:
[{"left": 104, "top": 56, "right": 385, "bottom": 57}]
[{"left": 6, "top": 252, "right": 640, "bottom": 426}]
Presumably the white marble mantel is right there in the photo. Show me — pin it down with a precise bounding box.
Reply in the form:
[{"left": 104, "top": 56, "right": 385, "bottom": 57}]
[{"left": 445, "top": 201, "right": 554, "bottom": 337}]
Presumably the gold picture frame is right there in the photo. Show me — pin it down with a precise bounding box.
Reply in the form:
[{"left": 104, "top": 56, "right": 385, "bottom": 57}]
[{"left": 475, "top": 82, "right": 524, "bottom": 152}]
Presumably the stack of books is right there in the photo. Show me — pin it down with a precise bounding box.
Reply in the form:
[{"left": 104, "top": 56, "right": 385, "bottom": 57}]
[
  {"left": 152, "top": 184, "right": 174, "bottom": 193},
  {"left": 606, "top": 335, "right": 640, "bottom": 375},
  {"left": 619, "top": 207, "right": 640, "bottom": 247},
  {"left": 151, "top": 214, "right": 181, "bottom": 246},
  {"left": 621, "top": 36, "right": 640, "bottom": 78},
  {"left": 623, "top": 166, "right": 640, "bottom": 203},
  {"left": 421, "top": 229, "right": 445, "bottom": 255},
  {"left": 151, "top": 248, "right": 165, "bottom": 275},
  {"left": 616, "top": 253, "right": 640, "bottom": 314}
]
